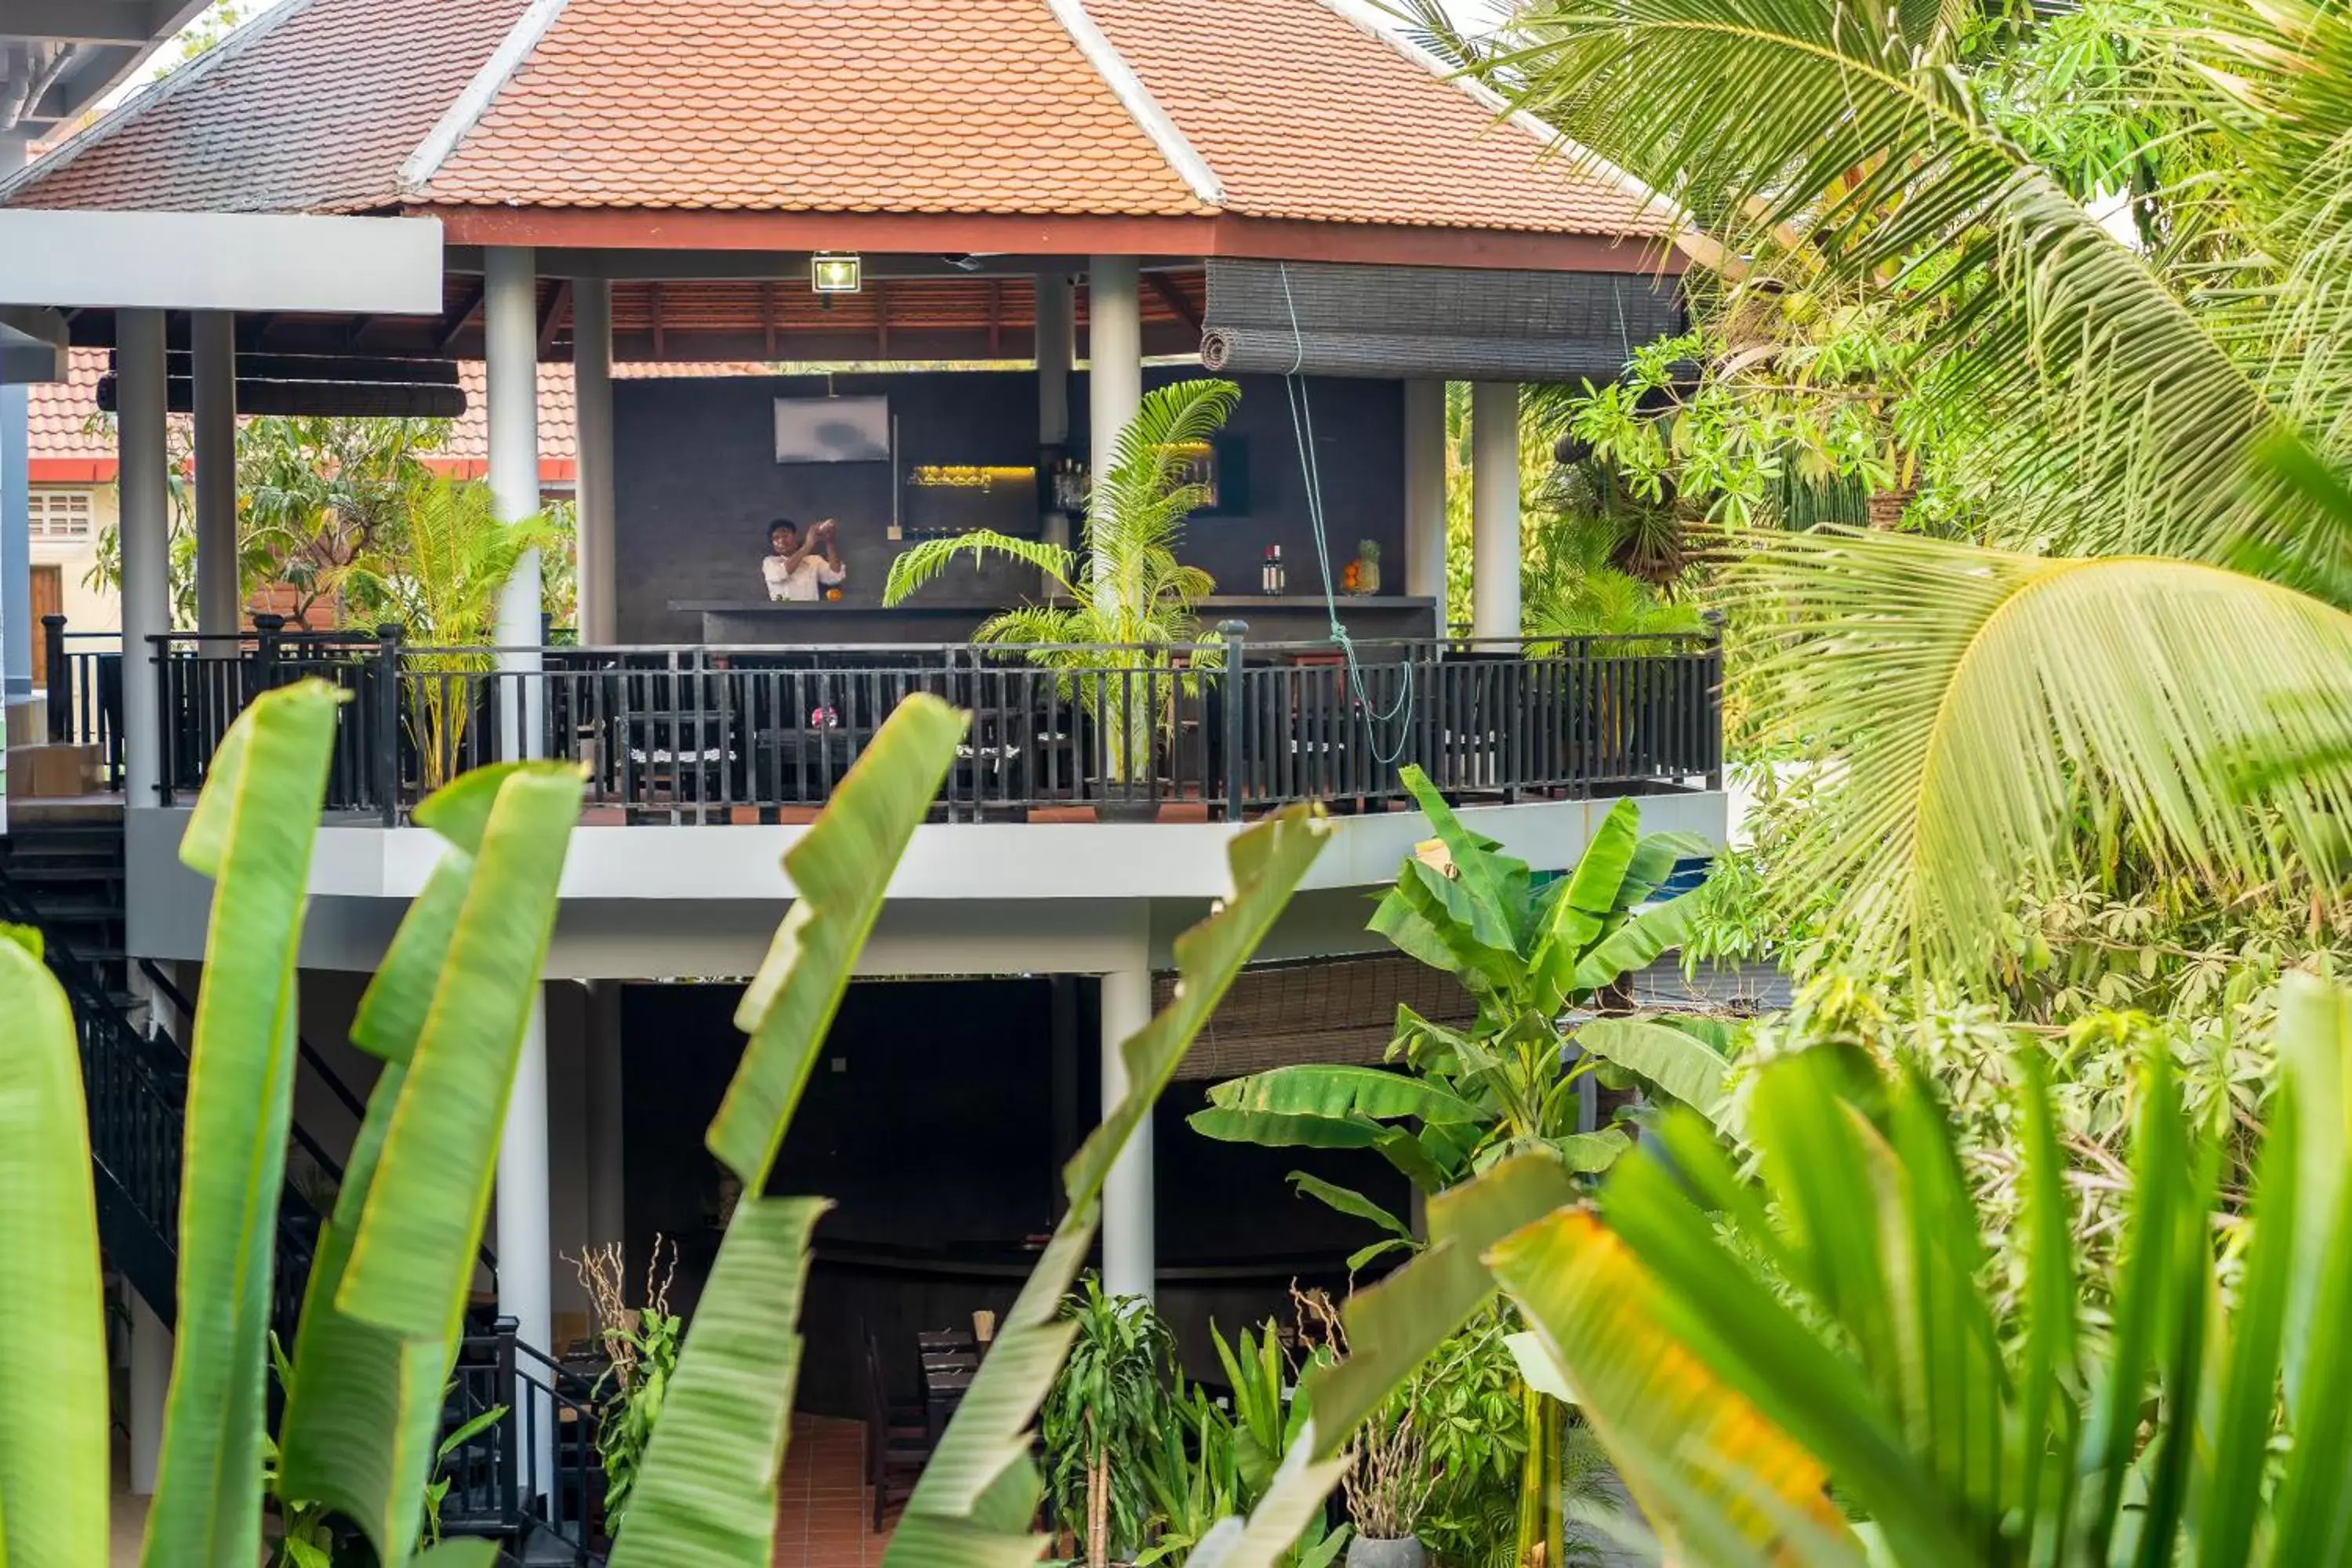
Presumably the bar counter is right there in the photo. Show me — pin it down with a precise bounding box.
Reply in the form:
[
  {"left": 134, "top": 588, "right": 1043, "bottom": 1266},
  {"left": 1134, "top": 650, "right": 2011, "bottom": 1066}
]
[{"left": 671, "top": 595, "right": 1441, "bottom": 647}]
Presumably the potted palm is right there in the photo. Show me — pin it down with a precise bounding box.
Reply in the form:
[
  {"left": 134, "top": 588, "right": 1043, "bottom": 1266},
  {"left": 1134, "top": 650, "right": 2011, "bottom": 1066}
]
[{"left": 883, "top": 379, "right": 1237, "bottom": 818}]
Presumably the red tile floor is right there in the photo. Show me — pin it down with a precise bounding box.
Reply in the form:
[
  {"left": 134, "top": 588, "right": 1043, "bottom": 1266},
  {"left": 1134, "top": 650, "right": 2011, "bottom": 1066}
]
[{"left": 775, "top": 1414, "right": 895, "bottom": 1568}]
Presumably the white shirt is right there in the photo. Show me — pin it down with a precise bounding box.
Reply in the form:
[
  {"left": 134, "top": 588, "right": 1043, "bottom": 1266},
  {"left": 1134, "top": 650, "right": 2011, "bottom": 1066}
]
[{"left": 764, "top": 552, "right": 846, "bottom": 602}]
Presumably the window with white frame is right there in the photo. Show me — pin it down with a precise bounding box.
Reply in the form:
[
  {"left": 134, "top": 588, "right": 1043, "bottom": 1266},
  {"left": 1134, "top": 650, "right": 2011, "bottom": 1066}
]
[{"left": 28, "top": 492, "right": 94, "bottom": 542}]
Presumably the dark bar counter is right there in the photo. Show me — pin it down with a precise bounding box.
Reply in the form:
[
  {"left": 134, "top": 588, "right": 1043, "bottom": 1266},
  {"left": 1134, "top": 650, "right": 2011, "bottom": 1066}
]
[{"left": 673, "top": 595, "right": 1440, "bottom": 647}]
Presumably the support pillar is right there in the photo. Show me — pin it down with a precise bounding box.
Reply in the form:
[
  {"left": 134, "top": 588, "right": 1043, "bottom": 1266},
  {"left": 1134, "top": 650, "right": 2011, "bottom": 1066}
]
[
  {"left": 485, "top": 248, "right": 544, "bottom": 758},
  {"left": 497, "top": 989, "right": 556, "bottom": 1495},
  {"left": 192, "top": 313, "right": 241, "bottom": 638},
  {"left": 118, "top": 310, "right": 171, "bottom": 808},
  {"left": 572, "top": 277, "right": 616, "bottom": 646},
  {"left": 1036, "top": 273, "right": 1074, "bottom": 550},
  {"left": 582, "top": 980, "right": 626, "bottom": 1249},
  {"left": 1099, "top": 962, "right": 1154, "bottom": 1302},
  {"left": 127, "top": 1290, "right": 170, "bottom": 1497},
  {"left": 1, "top": 132, "right": 30, "bottom": 737},
  {"left": 1403, "top": 379, "right": 1448, "bottom": 615},
  {"left": 1087, "top": 259, "right": 1142, "bottom": 620},
  {"left": 1471, "top": 381, "right": 1522, "bottom": 641}
]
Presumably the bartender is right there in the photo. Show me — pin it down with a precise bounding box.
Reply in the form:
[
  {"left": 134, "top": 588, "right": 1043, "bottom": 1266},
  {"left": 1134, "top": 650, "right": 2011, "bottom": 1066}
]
[{"left": 763, "top": 517, "right": 846, "bottom": 601}]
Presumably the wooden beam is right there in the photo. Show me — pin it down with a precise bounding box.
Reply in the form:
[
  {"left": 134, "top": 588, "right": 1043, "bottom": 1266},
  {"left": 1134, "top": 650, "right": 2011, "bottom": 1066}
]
[
  {"left": 417, "top": 205, "right": 1691, "bottom": 277},
  {"left": 343, "top": 314, "right": 379, "bottom": 350},
  {"left": 762, "top": 281, "right": 779, "bottom": 358},
  {"left": 876, "top": 281, "right": 889, "bottom": 358},
  {"left": 989, "top": 278, "right": 1004, "bottom": 356},
  {"left": 650, "top": 281, "right": 666, "bottom": 357},
  {"left": 538, "top": 279, "right": 572, "bottom": 353},
  {"left": 437, "top": 280, "right": 485, "bottom": 354},
  {"left": 1148, "top": 270, "right": 1203, "bottom": 331}
]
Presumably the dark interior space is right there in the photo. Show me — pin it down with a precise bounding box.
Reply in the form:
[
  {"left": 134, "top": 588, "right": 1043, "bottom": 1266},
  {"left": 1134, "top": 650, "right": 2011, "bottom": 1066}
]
[
  {"left": 619, "top": 974, "right": 1411, "bottom": 1418},
  {"left": 612, "top": 368, "right": 1406, "bottom": 641}
]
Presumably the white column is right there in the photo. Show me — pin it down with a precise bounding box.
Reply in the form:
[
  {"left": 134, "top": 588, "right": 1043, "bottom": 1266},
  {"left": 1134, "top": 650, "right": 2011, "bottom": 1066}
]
[
  {"left": 118, "top": 310, "right": 171, "bottom": 808},
  {"left": 127, "top": 1290, "right": 170, "bottom": 1497},
  {"left": 1471, "top": 381, "right": 1522, "bottom": 641},
  {"left": 1087, "top": 258, "right": 1142, "bottom": 488},
  {"left": 583, "top": 979, "right": 626, "bottom": 1249},
  {"left": 1036, "top": 273, "right": 1074, "bottom": 551},
  {"left": 571, "top": 277, "right": 616, "bottom": 646},
  {"left": 1099, "top": 962, "right": 1155, "bottom": 1302},
  {"left": 485, "top": 248, "right": 544, "bottom": 757},
  {"left": 192, "top": 313, "right": 241, "bottom": 638},
  {"left": 1, "top": 132, "right": 29, "bottom": 729},
  {"left": 1403, "top": 379, "right": 1447, "bottom": 614},
  {"left": 497, "top": 989, "right": 556, "bottom": 1497}
]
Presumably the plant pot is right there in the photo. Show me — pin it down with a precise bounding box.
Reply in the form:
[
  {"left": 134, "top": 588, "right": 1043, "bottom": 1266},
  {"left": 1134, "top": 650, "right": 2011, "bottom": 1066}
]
[{"left": 1345, "top": 1537, "right": 1428, "bottom": 1568}]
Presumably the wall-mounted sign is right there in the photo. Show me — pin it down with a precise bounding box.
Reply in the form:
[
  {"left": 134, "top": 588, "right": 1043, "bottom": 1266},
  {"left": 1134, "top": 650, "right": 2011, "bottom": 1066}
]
[{"left": 775, "top": 395, "right": 891, "bottom": 463}]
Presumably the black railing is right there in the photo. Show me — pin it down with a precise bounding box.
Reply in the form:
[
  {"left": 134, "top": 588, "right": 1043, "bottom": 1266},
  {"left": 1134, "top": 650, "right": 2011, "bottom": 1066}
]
[
  {"left": 43, "top": 616, "right": 125, "bottom": 790},
  {"left": 142, "top": 626, "right": 1724, "bottom": 824},
  {"left": 442, "top": 1320, "right": 604, "bottom": 1564}
]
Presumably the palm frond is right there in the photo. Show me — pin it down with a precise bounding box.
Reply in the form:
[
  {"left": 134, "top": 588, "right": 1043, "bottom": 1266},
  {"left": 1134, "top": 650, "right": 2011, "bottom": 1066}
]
[
  {"left": 883, "top": 532, "right": 1076, "bottom": 607},
  {"left": 1727, "top": 526, "right": 2352, "bottom": 971},
  {"left": 1494, "top": 0, "right": 2352, "bottom": 598}
]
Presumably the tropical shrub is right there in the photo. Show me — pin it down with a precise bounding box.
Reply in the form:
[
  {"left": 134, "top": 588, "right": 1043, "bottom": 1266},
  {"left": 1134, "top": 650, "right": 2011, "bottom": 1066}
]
[
  {"left": 1192, "top": 768, "right": 1733, "bottom": 1261},
  {"left": 1044, "top": 1279, "right": 1180, "bottom": 1566},
  {"left": 884, "top": 379, "right": 1236, "bottom": 785}
]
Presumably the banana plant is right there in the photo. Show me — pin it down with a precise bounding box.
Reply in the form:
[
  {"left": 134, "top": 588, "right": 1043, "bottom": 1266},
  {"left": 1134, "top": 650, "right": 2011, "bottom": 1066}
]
[
  {"left": 1189, "top": 972, "right": 2352, "bottom": 1568},
  {"left": 1191, "top": 767, "right": 1727, "bottom": 1261}
]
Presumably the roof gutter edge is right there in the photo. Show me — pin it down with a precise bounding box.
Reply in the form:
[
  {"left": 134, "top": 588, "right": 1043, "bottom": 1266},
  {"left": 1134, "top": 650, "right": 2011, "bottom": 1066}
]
[
  {"left": 1044, "top": 0, "right": 1226, "bottom": 212},
  {"left": 397, "top": 0, "right": 578, "bottom": 202}
]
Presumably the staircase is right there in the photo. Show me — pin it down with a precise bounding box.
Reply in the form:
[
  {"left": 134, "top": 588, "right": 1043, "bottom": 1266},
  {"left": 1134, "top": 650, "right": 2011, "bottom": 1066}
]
[{"left": 0, "top": 811, "right": 601, "bottom": 1566}]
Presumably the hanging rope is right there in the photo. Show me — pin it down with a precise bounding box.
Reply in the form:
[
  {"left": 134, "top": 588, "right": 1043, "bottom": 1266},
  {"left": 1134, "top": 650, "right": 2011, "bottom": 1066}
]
[{"left": 1277, "top": 263, "right": 1416, "bottom": 768}]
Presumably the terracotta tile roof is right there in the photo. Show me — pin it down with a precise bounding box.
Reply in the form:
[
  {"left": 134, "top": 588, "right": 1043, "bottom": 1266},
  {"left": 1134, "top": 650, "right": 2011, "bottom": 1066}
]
[
  {"left": 24, "top": 350, "right": 775, "bottom": 481},
  {"left": 1091, "top": 0, "right": 1667, "bottom": 235},
  {"left": 419, "top": 0, "right": 1205, "bottom": 216},
  {"left": 2, "top": 0, "right": 1662, "bottom": 240},
  {"left": 4, "top": 0, "right": 531, "bottom": 213}
]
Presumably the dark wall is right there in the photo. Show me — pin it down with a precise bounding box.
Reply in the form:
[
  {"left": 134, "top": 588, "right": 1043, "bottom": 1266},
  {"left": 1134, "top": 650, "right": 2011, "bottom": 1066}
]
[
  {"left": 612, "top": 369, "right": 1406, "bottom": 642},
  {"left": 617, "top": 975, "right": 1407, "bottom": 1418}
]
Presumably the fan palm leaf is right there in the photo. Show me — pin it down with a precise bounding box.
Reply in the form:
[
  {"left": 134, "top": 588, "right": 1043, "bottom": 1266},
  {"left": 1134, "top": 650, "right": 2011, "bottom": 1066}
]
[{"left": 1728, "top": 525, "right": 2352, "bottom": 968}]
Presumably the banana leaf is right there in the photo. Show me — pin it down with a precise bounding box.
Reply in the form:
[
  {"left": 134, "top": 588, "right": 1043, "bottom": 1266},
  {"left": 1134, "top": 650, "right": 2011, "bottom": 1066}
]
[
  {"left": 278, "top": 831, "right": 484, "bottom": 1566},
  {"left": 143, "top": 681, "right": 343, "bottom": 1568},
  {"left": 612, "top": 695, "right": 967, "bottom": 1566},
  {"left": 1188, "top": 1108, "right": 1386, "bottom": 1149},
  {"left": 0, "top": 933, "right": 107, "bottom": 1568},
  {"left": 338, "top": 764, "right": 584, "bottom": 1341},
  {"left": 707, "top": 695, "right": 967, "bottom": 1191},
  {"left": 1489, "top": 1207, "right": 1859, "bottom": 1563},
  {"left": 1203, "top": 1064, "right": 1483, "bottom": 1124},
  {"left": 2278, "top": 968, "right": 2352, "bottom": 1417},
  {"left": 1286, "top": 1173, "right": 1411, "bottom": 1242},
  {"left": 1572, "top": 896, "right": 1700, "bottom": 991},
  {"left": 886, "top": 806, "right": 1330, "bottom": 1567},
  {"left": 1573, "top": 1016, "right": 1730, "bottom": 1120}
]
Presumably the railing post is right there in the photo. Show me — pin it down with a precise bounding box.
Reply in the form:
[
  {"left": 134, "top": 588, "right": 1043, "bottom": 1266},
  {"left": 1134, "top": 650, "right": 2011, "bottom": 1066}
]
[
  {"left": 1218, "top": 619, "right": 1247, "bottom": 823},
  {"left": 494, "top": 1317, "right": 521, "bottom": 1526},
  {"left": 1701, "top": 609, "right": 1726, "bottom": 790},
  {"left": 375, "top": 623, "right": 405, "bottom": 827},
  {"left": 251, "top": 612, "right": 285, "bottom": 702},
  {"left": 42, "top": 615, "right": 67, "bottom": 742}
]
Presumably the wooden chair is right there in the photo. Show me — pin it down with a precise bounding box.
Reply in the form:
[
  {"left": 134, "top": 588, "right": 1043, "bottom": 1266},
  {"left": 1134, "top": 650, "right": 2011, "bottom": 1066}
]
[{"left": 862, "top": 1329, "right": 930, "bottom": 1532}]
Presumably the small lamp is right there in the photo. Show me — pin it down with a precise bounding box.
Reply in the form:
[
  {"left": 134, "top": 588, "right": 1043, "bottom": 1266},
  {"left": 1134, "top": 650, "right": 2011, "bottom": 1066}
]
[{"left": 811, "top": 252, "right": 863, "bottom": 295}]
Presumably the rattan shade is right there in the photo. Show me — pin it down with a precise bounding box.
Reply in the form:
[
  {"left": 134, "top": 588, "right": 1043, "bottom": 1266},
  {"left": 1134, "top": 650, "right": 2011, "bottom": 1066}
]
[
  {"left": 1161, "top": 955, "right": 1477, "bottom": 1082},
  {"left": 1200, "top": 260, "right": 1682, "bottom": 383}
]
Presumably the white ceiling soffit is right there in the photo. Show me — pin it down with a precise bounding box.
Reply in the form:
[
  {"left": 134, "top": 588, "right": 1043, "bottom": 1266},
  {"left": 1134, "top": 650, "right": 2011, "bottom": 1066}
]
[
  {"left": 0, "top": 0, "right": 212, "bottom": 136},
  {"left": 0, "top": 210, "right": 445, "bottom": 313}
]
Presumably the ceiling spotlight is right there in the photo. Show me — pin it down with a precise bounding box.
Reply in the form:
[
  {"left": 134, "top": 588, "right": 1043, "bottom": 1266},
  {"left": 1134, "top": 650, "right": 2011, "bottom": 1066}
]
[{"left": 811, "top": 253, "right": 863, "bottom": 295}]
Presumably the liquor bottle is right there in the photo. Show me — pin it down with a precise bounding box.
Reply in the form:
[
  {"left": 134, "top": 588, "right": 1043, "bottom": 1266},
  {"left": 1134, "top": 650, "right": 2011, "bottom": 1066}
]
[
  {"left": 1261, "top": 545, "right": 1276, "bottom": 594},
  {"left": 1271, "top": 544, "right": 1287, "bottom": 596}
]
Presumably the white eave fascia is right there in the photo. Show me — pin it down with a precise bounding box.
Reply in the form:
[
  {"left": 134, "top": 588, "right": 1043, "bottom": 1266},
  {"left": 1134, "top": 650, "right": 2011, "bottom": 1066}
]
[
  {"left": 1309, "top": 0, "right": 1725, "bottom": 271},
  {"left": 1045, "top": 0, "right": 1227, "bottom": 211},
  {"left": 397, "top": 0, "right": 575, "bottom": 200}
]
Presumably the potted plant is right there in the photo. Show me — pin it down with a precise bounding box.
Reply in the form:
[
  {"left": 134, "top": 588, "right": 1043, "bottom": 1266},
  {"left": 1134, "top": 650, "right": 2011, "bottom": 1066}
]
[
  {"left": 1040, "top": 1276, "right": 1179, "bottom": 1566},
  {"left": 1342, "top": 1386, "right": 1435, "bottom": 1568},
  {"left": 883, "top": 379, "right": 1237, "bottom": 818}
]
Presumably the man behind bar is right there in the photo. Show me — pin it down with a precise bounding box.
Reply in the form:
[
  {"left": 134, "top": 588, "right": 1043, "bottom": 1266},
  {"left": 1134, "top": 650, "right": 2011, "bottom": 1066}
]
[{"left": 762, "top": 517, "right": 847, "bottom": 601}]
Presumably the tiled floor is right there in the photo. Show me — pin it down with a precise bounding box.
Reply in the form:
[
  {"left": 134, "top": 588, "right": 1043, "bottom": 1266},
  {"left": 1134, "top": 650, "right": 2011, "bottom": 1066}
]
[{"left": 775, "top": 1414, "right": 895, "bottom": 1568}]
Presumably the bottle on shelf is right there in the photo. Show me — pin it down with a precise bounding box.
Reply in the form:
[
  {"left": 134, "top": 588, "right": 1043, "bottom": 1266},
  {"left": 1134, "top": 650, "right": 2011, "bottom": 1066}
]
[{"left": 1270, "top": 543, "right": 1287, "bottom": 595}]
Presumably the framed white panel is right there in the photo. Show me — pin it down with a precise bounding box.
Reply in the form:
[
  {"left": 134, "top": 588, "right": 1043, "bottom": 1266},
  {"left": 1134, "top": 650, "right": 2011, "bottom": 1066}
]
[{"left": 0, "top": 211, "right": 445, "bottom": 314}]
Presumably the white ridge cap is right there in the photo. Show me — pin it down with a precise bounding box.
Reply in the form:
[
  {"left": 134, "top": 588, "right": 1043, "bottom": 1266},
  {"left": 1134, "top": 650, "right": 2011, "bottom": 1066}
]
[{"left": 1045, "top": 0, "right": 1227, "bottom": 211}]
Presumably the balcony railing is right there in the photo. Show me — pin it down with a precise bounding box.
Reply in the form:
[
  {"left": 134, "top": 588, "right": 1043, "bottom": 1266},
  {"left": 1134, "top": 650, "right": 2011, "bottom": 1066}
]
[{"left": 105, "top": 621, "right": 1721, "bottom": 824}]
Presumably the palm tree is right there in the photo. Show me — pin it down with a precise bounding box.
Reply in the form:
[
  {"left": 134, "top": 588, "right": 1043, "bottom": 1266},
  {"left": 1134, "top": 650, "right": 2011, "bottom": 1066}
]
[
  {"left": 1489, "top": 0, "right": 2352, "bottom": 972},
  {"left": 884, "top": 378, "right": 1237, "bottom": 786},
  {"left": 343, "top": 475, "right": 561, "bottom": 787}
]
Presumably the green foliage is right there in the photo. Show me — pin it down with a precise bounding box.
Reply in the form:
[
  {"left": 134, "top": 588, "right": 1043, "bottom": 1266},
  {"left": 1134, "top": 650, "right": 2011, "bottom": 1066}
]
[
  {"left": 1042, "top": 1279, "right": 1179, "bottom": 1564},
  {"left": 884, "top": 379, "right": 1237, "bottom": 783},
  {"left": 593, "top": 1308, "right": 681, "bottom": 1534},
  {"left": 1193, "top": 776, "right": 1730, "bottom": 1235}
]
